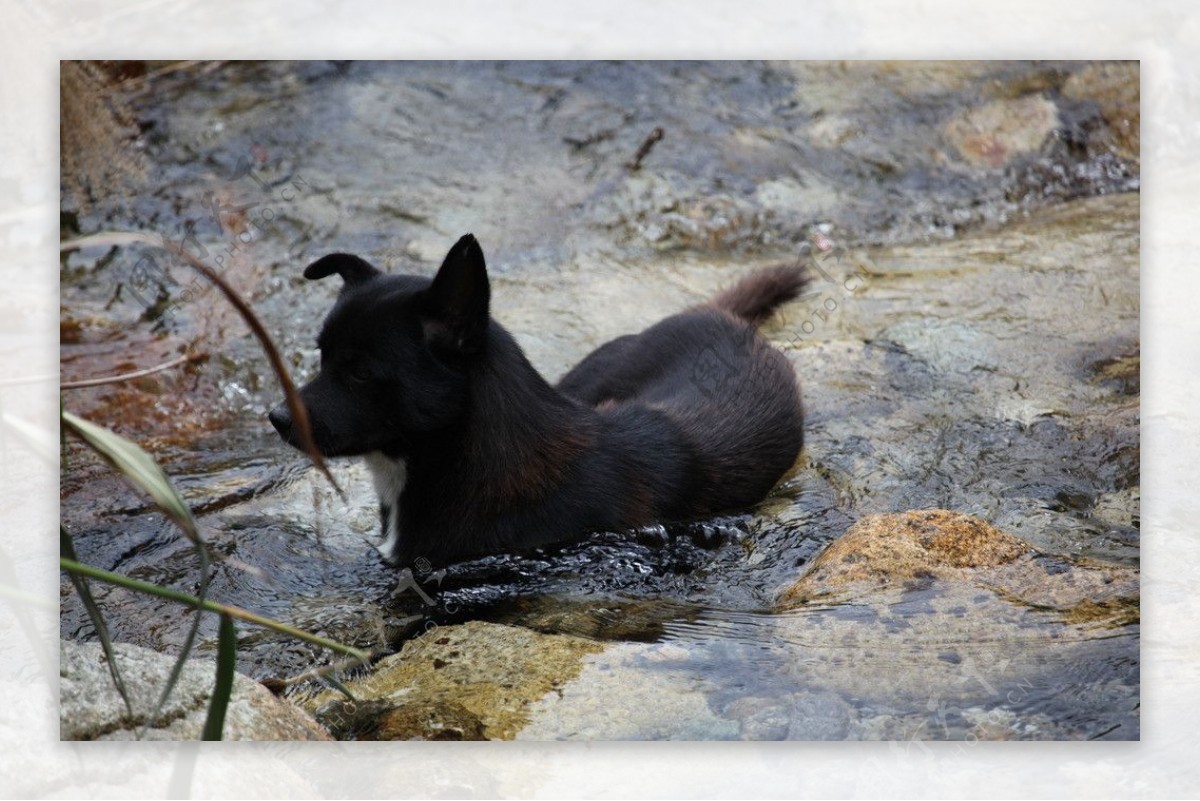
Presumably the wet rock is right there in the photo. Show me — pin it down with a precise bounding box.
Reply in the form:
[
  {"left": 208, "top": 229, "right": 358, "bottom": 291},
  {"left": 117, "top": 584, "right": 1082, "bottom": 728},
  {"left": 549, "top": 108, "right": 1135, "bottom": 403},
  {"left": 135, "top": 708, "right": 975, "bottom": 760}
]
[
  {"left": 1062, "top": 62, "right": 1139, "bottom": 161},
  {"left": 942, "top": 95, "right": 1060, "bottom": 169},
  {"left": 613, "top": 174, "right": 772, "bottom": 252},
  {"left": 781, "top": 510, "right": 1030, "bottom": 598},
  {"left": 1090, "top": 350, "right": 1140, "bottom": 396},
  {"left": 959, "top": 706, "right": 1060, "bottom": 741},
  {"left": 60, "top": 640, "right": 331, "bottom": 740},
  {"left": 785, "top": 691, "right": 855, "bottom": 740},
  {"left": 514, "top": 641, "right": 741, "bottom": 740},
  {"left": 721, "top": 695, "right": 791, "bottom": 739},
  {"left": 1091, "top": 487, "right": 1140, "bottom": 531},
  {"left": 984, "top": 555, "right": 1139, "bottom": 626},
  {"left": 877, "top": 319, "right": 999, "bottom": 374},
  {"left": 779, "top": 510, "right": 1138, "bottom": 628},
  {"left": 769, "top": 583, "right": 1139, "bottom": 736},
  {"left": 766, "top": 536, "right": 1139, "bottom": 739},
  {"left": 722, "top": 691, "right": 854, "bottom": 740},
  {"left": 486, "top": 594, "right": 698, "bottom": 642},
  {"left": 315, "top": 698, "right": 486, "bottom": 741},
  {"left": 303, "top": 621, "right": 603, "bottom": 740}
]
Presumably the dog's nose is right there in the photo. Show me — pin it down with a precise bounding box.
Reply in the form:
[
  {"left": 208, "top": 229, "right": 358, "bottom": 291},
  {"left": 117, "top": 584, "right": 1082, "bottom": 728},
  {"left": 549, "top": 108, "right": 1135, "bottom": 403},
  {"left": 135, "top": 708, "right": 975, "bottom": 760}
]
[{"left": 268, "top": 404, "right": 291, "bottom": 436}]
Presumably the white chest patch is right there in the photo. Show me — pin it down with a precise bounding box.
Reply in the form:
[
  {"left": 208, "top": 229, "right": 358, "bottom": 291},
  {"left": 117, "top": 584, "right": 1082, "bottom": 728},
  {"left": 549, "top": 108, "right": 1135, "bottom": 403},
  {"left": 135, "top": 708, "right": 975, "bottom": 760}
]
[{"left": 364, "top": 452, "right": 408, "bottom": 559}]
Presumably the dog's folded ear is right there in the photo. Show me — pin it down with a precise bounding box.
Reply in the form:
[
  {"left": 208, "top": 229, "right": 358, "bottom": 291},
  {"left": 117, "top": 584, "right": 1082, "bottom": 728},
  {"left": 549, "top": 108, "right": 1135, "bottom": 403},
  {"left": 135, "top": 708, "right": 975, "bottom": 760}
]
[
  {"left": 303, "top": 253, "right": 380, "bottom": 285},
  {"left": 424, "top": 234, "right": 491, "bottom": 355}
]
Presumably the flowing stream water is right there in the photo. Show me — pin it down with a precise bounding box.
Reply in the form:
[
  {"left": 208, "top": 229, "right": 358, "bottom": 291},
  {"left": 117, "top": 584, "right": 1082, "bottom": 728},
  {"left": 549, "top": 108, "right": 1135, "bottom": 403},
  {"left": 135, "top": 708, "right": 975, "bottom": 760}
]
[{"left": 60, "top": 61, "right": 1139, "bottom": 740}]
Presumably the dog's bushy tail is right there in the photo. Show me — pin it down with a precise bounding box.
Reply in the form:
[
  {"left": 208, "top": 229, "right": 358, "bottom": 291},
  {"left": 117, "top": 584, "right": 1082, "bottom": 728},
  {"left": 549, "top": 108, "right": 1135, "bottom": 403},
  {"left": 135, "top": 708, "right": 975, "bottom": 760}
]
[{"left": 710, "top": 263, "right": 809, "bottom": 326}]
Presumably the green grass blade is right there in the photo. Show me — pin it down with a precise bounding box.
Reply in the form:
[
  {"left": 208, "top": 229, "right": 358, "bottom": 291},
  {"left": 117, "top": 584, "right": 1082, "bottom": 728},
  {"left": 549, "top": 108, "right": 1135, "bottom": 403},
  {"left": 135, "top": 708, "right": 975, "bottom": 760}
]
[
  {"left": 202, "top": 613, "right": 237, "bottom": 741},
  {"left": 146, "top": 586, "right": 209, "bottom": 738},
  {"left": 60, "top": 527, "right": 134, "bottom": 721},
  {"left": 59, "top": 558, "right": 371, "bottom": 662},
  {"left": 144, "top": 515, "right": 212, "bottom": 738},
  {"left": 61, "top": 408, "right": 215, "bottom": 734},
  {"left": 61, "top": 410, "right": 198, "bottom": 540},
  {"left": 320, "top": 673, "right": 358, "bottom": 702}
]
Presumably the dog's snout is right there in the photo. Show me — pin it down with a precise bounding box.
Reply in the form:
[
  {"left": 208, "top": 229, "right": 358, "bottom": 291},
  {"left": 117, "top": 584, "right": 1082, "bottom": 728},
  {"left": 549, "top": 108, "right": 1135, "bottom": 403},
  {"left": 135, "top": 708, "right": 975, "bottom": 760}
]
[{"left": 268, "top": 404, "right": 292, "bottom": 436}]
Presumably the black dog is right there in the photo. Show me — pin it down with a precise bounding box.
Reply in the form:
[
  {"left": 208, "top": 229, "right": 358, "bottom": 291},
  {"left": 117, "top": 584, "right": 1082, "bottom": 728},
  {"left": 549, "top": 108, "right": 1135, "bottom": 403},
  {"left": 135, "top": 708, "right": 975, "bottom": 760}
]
[{"left": 270, "top": 235, "right": 807, "bottom": 568}]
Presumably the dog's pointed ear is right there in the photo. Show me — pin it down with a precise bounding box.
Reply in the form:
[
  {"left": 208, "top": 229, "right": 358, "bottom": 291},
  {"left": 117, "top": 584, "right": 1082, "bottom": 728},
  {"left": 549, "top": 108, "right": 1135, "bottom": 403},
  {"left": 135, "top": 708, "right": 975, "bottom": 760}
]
[
  {"left": 424, "top": 234, "right": 490, "bottom": 354},
  {"left": 303, "top": 253, "right": 380, "bottom": 285}
]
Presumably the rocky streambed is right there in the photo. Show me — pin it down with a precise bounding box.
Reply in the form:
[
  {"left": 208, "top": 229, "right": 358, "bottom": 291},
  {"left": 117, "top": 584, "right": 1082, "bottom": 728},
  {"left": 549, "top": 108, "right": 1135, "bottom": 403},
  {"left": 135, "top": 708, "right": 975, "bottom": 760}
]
[{"left": 60, "top": 61, "right": 1138, "bottom": 740}]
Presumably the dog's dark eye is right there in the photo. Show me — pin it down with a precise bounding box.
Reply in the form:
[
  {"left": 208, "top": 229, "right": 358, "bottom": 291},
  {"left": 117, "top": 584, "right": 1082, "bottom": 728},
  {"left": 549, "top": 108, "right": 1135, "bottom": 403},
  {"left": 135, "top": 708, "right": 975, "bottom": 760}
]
[{"left": 346, "top": 364, "right": 371, "bottom": 384}]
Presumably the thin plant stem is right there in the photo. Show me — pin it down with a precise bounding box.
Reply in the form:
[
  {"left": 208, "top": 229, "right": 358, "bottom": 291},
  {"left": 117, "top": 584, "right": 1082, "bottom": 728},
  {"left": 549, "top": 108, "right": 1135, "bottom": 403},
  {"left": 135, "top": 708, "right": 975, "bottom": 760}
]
[{"left": 60, "top": 558, "right": 371, "bottom": 662}]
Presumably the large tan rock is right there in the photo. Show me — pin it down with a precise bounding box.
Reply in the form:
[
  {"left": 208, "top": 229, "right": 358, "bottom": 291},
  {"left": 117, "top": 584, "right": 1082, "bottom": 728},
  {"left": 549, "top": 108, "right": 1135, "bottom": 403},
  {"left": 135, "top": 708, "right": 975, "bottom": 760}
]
[
  {"left": 306, "top": 620, "right": 603, "bottom": 740},
  {"left": 782, "top": 509, "right": 1030, "bottom": 599},
  {"left": 780, "top": 509, "right": 1138, "bottom": 627}
]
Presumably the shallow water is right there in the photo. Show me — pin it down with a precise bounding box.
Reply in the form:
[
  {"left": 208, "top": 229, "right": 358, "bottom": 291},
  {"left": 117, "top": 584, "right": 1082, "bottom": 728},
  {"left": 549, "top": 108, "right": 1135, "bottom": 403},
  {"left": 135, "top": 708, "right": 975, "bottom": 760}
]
[{"left": 60, "top": 61, "right": 1138, "bottom": 739}]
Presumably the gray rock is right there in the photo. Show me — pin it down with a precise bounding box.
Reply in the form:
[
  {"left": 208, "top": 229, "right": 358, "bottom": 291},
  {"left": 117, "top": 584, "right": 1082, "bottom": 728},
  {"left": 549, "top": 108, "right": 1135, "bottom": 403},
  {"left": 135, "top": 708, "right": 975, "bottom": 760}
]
[
  {"left": 60, "top": 640, "right": 331, "bottom": 741},
  {"left": 515, "top": 641, "right": 741, "bottom": 741},
  {"left": 786, "top": 691, "right": 854, "bottom": 740},
  {"left": 732, "top": 699, "right": 792, "bottom": 740},
  {"left": 877, "top": 319, "right": 998, "bottom": 375}
]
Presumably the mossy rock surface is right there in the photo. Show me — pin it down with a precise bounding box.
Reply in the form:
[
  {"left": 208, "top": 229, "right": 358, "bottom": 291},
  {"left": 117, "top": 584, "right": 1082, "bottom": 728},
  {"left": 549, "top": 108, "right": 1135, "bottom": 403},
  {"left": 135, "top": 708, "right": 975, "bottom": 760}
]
[
  {"left": 306, "top": 620, "right": 603, "bottom": 740},
  {"left": 781, "top": 509, "right": 1137, "bottom": 627},
  {"left": 782, "top": 509, "right": 1030, "bottom": 596}
]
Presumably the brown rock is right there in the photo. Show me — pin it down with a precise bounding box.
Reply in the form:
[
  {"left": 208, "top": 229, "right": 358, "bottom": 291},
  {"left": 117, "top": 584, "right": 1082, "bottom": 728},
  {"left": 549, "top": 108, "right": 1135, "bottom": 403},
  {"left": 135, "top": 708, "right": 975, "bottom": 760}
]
[
  {"left": 942, "top": 95, "right": 1059, "bottom": 168},
  {"left": 303, "top": 621, "right": 604, "bottom": 740},
  {"left": 316, "top": 697, "right": 486, "bottom": 741},
  {"left": 781, "top": 509, "right": 1031, "bottom": 602},
  {"left": 779, "top": 510, "right": 1138, "bottom": 629},
  {"left": 1062, "top": 62, "right": 1139, "bottom": 160},
  {"left": 983, "top": 554, "right": 1139, "bottom": 624}
]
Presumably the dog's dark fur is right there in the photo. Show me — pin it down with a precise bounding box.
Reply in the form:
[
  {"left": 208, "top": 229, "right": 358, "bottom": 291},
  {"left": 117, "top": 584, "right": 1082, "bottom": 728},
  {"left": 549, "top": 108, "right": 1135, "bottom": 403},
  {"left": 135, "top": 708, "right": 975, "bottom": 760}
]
[{"left": 270, "top": 234, "right": 807, "bottom": 568}]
